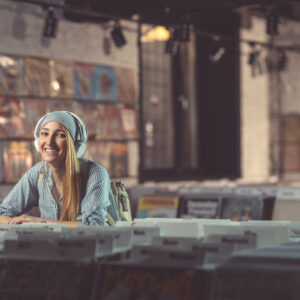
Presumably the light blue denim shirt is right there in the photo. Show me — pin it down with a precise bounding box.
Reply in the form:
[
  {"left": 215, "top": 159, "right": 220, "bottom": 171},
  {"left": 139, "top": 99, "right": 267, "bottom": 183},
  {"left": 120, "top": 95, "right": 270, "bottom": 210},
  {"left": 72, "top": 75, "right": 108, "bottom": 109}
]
[{"left": 0, "top": 158, "right": 118, "bottom": 226}]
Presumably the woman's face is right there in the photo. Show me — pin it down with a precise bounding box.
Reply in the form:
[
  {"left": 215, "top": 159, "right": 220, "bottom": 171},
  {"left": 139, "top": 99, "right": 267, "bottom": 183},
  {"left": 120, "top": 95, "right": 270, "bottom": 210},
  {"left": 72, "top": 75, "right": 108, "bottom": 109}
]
[{"left": 38, "top": 121, "right": 68, "bottom": 168}]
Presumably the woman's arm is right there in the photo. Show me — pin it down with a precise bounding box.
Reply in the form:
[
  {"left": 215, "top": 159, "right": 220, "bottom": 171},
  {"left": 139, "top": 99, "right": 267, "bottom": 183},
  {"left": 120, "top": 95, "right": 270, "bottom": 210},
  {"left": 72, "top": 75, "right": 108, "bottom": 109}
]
[
  {"left": 0, "top": 215, "right": 12, "bottom": 224},
  {"left": 8, "top": 214, "right": 81, "bottom": 227}
]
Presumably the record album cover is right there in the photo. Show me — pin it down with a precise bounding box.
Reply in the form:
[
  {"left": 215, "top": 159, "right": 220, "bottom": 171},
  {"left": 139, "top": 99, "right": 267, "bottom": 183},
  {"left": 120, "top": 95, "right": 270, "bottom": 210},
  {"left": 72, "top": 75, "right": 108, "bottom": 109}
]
[
  {"left": 109, "top": 142, "right": 128, "bottom": 178},
  {"left": 3, "top": 140, "right": 33, "bottom": 183},
  {"left": 0, "top": 55, "right": 24, "bottom": 95},
  {"left": 97, "top": 104, "right": 120, "bottom": 140},
  {"left": 115, "top": 66, "right": 138, "bottom": 104},
  {"left": 73, "top": 62, "right": 94, "bottom": 100},
  {"left": 49, "top": 59, "right": 74, "bottom": 98},
  {"left": 119, "top": 107, "right": 138, "bottom": 138},
  {"left": 24, "top": 57, "right": 50, "bottom": 97},
  {"left": 91, "top": 64, "right": 117, "bottom": 102},
  {"left": 0, "top": 97, "right": 26, "bottom": 138}
]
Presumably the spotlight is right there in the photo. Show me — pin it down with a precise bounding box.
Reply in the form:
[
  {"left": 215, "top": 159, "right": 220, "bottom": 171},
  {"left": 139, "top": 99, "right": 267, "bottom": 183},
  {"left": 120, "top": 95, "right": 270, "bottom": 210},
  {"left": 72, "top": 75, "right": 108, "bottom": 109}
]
[
  {"left": 266, "top": 8, "right": 280, "bottom": 36},
  {"left": 111, "top": 22, "right": 127, "bottom": 48},
  {"left": 43, "top": 7, "right": 58, "bottom": 38}
]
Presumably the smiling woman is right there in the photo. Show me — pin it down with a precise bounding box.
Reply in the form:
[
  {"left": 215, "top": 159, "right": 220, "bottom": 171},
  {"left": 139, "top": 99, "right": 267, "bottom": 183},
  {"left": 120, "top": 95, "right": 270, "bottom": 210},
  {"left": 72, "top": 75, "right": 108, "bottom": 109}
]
[{"left": 0, "top": 111, "right": 119, "bottom": 226}]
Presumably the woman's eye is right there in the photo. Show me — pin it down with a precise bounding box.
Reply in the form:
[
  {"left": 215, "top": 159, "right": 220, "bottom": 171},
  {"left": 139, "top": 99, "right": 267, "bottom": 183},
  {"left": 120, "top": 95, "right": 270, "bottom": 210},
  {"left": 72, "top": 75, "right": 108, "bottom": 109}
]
[
  {"left": 57, "top": 133, "right": 66, "bottom": 138},
  {"left": 40, "top": 132, "right": 47, "bottom": 137}
]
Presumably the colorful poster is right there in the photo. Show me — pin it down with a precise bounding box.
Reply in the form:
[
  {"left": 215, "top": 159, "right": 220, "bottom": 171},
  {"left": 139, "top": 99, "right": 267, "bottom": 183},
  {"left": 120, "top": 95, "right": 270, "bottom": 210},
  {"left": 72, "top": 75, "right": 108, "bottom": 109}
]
[
  {"left": 0, "top": 97, "right": 26, "bottom": 138},
  {"left": 115, "top": 66, "right": 138, "bottom": 104},
  {"left": 73, "top": 62, "right": 94, "bottom": 100},
  {"left": 49, "top": 59, "right": 74, "bottom": 98},
  {"left": 0, "top": 55, "right": 24, "bottom": 95},
  {"left": 97, "top": 104, "right": 120, "bottom": 139},
  {"left": 137, "top": 195, "right": 179, "bottom": 218},
  {"left": 109, "top": 142, "right": 128, "bottom": 178},
  {"left": 91, "top": 64, "right": 117, "bottom": 102},
  {"left": 3, "top": 140, "right": 33, "bottom": 183},
  {"left": 24, "top": 57, "right": 50, "bottom": 97}
]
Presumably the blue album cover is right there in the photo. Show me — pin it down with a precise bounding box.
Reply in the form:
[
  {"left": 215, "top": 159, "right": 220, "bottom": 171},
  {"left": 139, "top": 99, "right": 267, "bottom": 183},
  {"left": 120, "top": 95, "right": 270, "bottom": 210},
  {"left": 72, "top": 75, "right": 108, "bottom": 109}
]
[
  {"left": 73, "top": 62, "right": 94, "bottom": 100},
  {"left": 91, "top": 64, "right": 117, "bottom": 102}
]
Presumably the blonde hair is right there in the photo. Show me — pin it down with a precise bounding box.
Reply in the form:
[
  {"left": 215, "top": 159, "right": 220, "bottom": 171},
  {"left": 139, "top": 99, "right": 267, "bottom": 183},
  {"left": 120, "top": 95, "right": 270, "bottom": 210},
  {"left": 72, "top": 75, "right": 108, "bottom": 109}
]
[
  {"left": 60, "top": 128, "right": 81, "bottom": 221},
  {"left": 41, "top": 127, "right": 81, "bottom": 221}
]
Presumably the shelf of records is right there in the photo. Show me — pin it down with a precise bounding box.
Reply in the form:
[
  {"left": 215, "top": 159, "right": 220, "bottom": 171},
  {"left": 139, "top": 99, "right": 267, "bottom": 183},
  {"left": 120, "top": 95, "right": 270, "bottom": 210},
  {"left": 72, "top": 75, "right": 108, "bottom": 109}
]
[
  {"left": 0, "top": 54, "right": 138, "bottom": 104},
  {"left": 0, "top": 219, "right": 299, "bottom": 299},
  {"left": 0, "top": 139, "right": 137, "bottom": 183}
]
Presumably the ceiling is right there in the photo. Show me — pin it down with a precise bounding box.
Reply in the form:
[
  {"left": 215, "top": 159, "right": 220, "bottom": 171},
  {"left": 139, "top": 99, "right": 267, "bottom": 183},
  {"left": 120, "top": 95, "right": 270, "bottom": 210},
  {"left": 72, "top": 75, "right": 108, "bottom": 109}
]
[
  {"left": 62, "top": 0, "right": 300, "bottom": 25},
  {"left": 14, "top": 0, "right": 300, "bottom": 25}
]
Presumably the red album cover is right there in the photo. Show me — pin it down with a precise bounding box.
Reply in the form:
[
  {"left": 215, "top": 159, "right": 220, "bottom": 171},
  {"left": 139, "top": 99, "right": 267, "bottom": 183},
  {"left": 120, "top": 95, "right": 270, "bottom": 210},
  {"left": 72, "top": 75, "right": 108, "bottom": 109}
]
[
  {"left": 97, "top": 104, "right": 120, "bottom": 140},
  {"left": 84, "top": 141, "right": 111, "bottom": 174},
  {"left": 74, "top": 101, "right": 100, "bottom": 140},
  {"left": 0, "top": 97, "right": 26, "bottom": 138},
  {"left": 24, "top": 57, "right": 50, "bottom": 97},
  {"left": 115, "top": 66, "right": 138, "bottom": 104},
  {"left": 3, "top": 140, "right": 33, "bottom": 183},
  {"left": 109, "top": 142, "right": 128, "bottom": 178},
  {"left": 22, "top": 98, "right": 47, "bottom": 138}
]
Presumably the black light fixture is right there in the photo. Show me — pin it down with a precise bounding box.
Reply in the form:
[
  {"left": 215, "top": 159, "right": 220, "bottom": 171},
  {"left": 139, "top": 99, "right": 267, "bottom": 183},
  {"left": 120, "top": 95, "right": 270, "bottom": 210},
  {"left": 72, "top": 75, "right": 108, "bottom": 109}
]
[
  {"left": 43, "top": 7, "right": 58, "bottom": 38},
  {"left": 248, "top": 42, "right": 262, "bottom": 77},
  {"left": 165, "top": 28, "right": 179, "bottom": 55},
  {"left": 179, "top": 23, "right": 190, "bottom": 42},
  {"left": 111, "top": 21, "right": 127, "bottom": 48},
  {"left": 266, "top": 8, "right": 280, "bottom": 36}
]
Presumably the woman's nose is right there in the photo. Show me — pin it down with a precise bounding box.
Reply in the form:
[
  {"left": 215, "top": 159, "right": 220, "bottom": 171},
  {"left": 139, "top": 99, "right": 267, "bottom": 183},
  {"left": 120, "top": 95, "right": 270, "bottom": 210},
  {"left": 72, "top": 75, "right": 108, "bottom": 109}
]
[{"left": 46, "top": 134, "right": 56, "bottom": 145}]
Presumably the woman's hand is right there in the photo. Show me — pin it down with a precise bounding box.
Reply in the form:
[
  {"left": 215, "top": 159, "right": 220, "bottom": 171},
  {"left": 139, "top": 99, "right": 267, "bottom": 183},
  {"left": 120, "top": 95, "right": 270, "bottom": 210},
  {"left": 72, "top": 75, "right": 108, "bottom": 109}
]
[{"left": 8, "top": 214, "right": 46, "bottom": 225}]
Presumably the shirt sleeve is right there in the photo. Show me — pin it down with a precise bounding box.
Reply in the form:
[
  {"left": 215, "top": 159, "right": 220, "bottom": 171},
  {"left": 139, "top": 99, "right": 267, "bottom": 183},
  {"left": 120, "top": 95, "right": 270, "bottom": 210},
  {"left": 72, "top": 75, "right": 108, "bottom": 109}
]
[
  {"left": 0, "top": 163, "right": 40, "bottom": 217},
  {"left": 76, "top": 162, "right": 111, "bottom": 226}
]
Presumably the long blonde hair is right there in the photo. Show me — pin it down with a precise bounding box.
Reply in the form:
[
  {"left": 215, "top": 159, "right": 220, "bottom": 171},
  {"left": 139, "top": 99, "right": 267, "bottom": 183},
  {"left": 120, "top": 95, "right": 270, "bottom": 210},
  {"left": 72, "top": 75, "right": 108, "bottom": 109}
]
[
  {"left": 60, "top": 128, "right": 81, "bottom": 221},
  {"left": 41, "top": 127, "right": 81, "bottom": 221}
]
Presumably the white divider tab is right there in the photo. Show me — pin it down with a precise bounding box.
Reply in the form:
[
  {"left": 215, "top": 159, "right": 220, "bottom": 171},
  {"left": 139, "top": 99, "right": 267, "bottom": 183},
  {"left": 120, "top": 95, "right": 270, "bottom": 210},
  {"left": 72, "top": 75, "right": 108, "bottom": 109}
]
[
  {"left": 132, "top": 226, "right": 161, "bottom": 245},
  {"left": 204, "top": 234, "right": 257, "bottom": 252},
  {"left": 151, "top": 236, "right": 200, "bottom": 251}
]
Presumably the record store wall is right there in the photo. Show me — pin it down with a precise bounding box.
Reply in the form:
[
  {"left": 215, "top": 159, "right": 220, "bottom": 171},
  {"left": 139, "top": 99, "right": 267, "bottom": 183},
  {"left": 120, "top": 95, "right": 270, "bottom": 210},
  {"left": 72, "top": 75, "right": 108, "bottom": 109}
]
[{"left": 0, "top": 0, "right": 140, "bottom": 195}]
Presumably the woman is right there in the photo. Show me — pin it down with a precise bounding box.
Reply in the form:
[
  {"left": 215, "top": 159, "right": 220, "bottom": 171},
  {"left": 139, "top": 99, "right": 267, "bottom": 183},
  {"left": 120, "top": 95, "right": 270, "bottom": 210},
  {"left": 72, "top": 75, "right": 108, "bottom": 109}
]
[{"left": 0, "top": 111, "right": 118, "bottom": 226}]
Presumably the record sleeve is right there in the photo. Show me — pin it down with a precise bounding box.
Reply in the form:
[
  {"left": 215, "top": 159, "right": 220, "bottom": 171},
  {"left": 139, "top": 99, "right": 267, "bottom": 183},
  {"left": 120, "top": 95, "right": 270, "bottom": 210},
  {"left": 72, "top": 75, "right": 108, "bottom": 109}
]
[
  {"left": 74, "top": 101, "right": 100, "bottom": 140},
  {"left": 24, "top": 57, "right": 50, "bottom": 97},
  {"left": 49, "top": 59, "right": 74, "bottom": 98},
  {"left": 115, "top": 66, "right": 138, "bottom": 104},
  {"left": 22, "top": 98, "right": 46, "bottom": 138},
  {"left": 91, "top": 64, "right": 117, "bottom": 102},
  {"left": 137, "top": 195, "right": 179, "bottom": 218},
  {"left": 3, "top": 140, "right": 33, "bottom": 183},
  {"left": 0, "top": 54, "right": 24, "bottom": 95},
  {"left": 0, "top": 97, "right": 26, "bottom": 138},
  {"left": 46, "top": 99, "right": 74, "bottom": 112},
  {"left": 96, "top": 104, "right": 120, "bottom": 140},
  {"left": 119, "top": 107, "right": 138, "bottom": 138},
  {"left": 84, "top": 141, "right": 111, "bottom": 174},
  {"left": 73, "top": 62, "right": 94, "bottom": 100},
  {"left": 109, "top": 142, "right": 128, "bottom": 178}
]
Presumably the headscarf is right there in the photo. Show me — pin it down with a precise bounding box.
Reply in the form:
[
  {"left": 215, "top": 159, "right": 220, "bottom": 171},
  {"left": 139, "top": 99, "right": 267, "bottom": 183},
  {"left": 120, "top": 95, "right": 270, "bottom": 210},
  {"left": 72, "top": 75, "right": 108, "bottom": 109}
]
[{"left": 34, "top": 111, "right": 88, "bottom": 157}]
